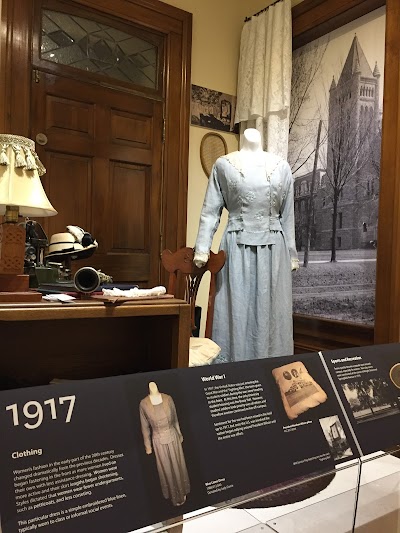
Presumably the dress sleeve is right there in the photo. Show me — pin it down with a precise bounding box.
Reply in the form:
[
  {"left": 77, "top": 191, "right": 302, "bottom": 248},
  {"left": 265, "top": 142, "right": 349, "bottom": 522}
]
[
  {"left": 169, "top": 396, "right": 183, "bottom": 439},
  {"left": 139, "top": 402, "right": 152, "bottom": 451},
  {"left": 194, "top": 163, "right": 226, "bottom": 255},
  {"left": 280, "top": 162, "right": 298, "bottom": 264}
]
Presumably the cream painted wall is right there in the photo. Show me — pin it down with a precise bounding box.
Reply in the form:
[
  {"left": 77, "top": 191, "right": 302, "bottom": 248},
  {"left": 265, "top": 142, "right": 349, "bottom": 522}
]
[
  {"left": 163, "top": 0, "right": 272, "bottom": 92},
  {"left": 161, "top": 0, "right": 270, "bottom": 334},
  {"left": 161, "top": 0, "right": 302, "bottom": 334}
]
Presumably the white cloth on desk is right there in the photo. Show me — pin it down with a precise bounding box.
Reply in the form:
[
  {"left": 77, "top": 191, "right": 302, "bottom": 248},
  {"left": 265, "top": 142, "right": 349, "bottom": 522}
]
[{"left": 102, "top": 286, "right": 166, "bottom": 297}]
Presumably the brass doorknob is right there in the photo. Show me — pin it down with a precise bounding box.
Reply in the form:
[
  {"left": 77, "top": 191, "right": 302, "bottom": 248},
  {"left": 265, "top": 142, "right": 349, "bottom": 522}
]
[{"left": 36, "top": 133, "right": 48, "bottom": 146}]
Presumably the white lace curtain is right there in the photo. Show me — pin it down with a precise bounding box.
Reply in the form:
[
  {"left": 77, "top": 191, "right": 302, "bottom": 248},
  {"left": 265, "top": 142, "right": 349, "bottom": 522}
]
[{"left": 235, "top": 0, "right": 292, "bottom": 158}]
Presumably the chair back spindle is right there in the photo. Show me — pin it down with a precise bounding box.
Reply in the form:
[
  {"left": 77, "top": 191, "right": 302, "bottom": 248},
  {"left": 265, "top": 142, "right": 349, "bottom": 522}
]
[{"left": 161, "top": 247, "right": 226, "bottom": 338}]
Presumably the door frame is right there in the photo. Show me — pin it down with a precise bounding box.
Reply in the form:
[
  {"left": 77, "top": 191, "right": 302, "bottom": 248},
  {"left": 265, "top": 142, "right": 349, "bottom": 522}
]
[{"left": 0, "top": 0, "right": 192, "bottom": 284}]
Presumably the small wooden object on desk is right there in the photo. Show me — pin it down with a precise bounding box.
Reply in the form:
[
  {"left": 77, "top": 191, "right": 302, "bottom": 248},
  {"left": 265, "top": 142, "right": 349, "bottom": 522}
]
[{"left": 0, "top": 210, "right": 41, "bottom": 302}]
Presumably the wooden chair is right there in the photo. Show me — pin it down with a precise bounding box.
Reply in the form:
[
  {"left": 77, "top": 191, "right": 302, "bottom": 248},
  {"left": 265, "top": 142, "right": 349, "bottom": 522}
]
[{"left": 161, "top": 247, "right": 226, "bottom": 339}]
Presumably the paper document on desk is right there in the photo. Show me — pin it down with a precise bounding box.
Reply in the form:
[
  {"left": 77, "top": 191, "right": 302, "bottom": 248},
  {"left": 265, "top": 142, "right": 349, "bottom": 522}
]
[{"left": 42, "top": 294, "right": 76, "bottom": 302}]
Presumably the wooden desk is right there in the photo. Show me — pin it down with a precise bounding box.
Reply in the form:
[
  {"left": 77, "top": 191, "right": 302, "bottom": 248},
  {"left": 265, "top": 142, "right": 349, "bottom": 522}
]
[{"left": 0, "top": 298, "right": 190, "bottom": 389}]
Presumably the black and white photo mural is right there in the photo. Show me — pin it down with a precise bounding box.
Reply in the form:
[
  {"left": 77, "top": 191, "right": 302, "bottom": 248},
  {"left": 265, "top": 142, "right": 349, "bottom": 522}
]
[{"left": 289, "top": 7, "right": 386, "bottom": 325}]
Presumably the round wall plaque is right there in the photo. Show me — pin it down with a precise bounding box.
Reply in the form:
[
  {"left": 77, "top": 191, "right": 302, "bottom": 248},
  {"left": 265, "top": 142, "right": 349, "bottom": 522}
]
[
  {"left": 390, "top": 363, "right": 400, "bottom": 389},
  {"left": 200, "top": 132, "right": 228, "bottom": 177}
]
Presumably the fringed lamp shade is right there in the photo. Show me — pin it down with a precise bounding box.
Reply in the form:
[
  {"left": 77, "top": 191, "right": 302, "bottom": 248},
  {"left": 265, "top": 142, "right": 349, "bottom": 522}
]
[
  {"left": 0, "top": 134, "right": 57, "bottom": 217},
  {"left": 0, "top": 134, "right": 57, "bottom": 300}
]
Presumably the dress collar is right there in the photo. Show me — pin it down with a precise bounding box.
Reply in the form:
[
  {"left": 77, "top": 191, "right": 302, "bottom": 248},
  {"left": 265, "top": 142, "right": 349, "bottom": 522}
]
[{"left": 223, "top": 150, "right": 282, "bottom": 180}]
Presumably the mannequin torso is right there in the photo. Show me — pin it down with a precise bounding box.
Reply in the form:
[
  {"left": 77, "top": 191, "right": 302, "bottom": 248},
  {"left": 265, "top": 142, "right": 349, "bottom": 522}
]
[{"left": 193, "top": 129, "right": 265, "bottom": 269}]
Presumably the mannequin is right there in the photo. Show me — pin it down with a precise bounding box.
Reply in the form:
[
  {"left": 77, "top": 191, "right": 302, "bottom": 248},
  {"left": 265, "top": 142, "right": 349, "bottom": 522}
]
[
  {"left": 194, "top": 129, "right": 265, "bottom": 269},
  {"left": 140, "top": 383, "right": 190, "bottom": 506},
  {"left": 148, "top": 381, "right": 163, "bottom": 409},
  {"left": 194, "top": 128, "right": 299, "bottom": 363},
  {"left": 238, "top": 127, "right": 265, "bottom": 165}
]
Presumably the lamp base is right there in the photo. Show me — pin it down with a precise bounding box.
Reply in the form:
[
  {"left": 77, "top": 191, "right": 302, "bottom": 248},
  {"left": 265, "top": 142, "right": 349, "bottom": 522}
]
[
  {"left": 0, "top": 275, "right": 42, "bottom": 302},
  {"left": 0, "top": 223, "right": 42, "bottom": 301},
  {"left": 0, "top": 222, "right": 25, "bottom": 275}
]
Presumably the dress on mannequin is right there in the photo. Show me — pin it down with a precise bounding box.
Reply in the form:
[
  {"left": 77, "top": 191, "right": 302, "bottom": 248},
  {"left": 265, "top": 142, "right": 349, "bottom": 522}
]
[
  {"left": 194, "top": 129, "right": 298, "bottom": 363},
  {"left": 140, "top": 383, "right": 190, "bottom": 506}
]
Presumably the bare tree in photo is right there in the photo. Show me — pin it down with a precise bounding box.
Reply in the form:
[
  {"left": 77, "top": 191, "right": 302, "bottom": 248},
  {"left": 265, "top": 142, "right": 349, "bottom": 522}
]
[
  {"left": 343, "top": 378, "right": 399, "bottom": 421},
  {"left": 303, "top": 119, "right": 323, "bottom": 267},
  {"left": 323, "top": 90, "right": 376, "bottom": 261},
  {"left": 289, "top": 38, "right": 329, "bottom": 267},
  {"left": 346, "top": 380, "right": 377, "bottom": 415},
  {"left": 288, "top": 38, "right": 329, "bottom": 176}
]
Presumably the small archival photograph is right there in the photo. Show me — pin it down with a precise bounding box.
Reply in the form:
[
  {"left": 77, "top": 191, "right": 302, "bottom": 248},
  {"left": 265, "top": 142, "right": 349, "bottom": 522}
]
[
  {"left": 342, "top": 379, "right": 400, "bottom": 423},
  {"left": 283, "top": 371, "right": 319, "bottom": 408},
  {"left": 271, "top": 361, "right": 327, "bottom": 420},
  {"left": 191, "top": 84, "right": 238, "bottom": 133},
  {"left": 319, "top": 415, "right": 353, "bottom": 460}
]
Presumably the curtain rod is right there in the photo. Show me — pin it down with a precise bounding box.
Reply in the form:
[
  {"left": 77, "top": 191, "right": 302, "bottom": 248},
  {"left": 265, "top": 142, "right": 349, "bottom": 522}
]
[{"left": 244, "top": 0, "right": 283, "bottom": 22}]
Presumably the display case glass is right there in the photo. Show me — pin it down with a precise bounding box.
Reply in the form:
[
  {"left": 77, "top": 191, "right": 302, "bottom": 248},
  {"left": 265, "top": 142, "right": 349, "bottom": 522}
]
[{"left": 133, "top": 448, "right": 400, "bottom": 533}]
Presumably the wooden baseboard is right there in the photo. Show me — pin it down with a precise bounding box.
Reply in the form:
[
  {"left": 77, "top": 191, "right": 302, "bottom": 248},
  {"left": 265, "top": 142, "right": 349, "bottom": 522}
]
[{"left": 294, "top": 314, "right": 374, "bottom": 353}]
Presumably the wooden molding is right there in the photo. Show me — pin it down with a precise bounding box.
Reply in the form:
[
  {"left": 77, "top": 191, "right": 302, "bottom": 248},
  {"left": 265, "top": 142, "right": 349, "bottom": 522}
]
[
  {"left": 73, "top": 0, "right": 188, "bottom": 33},
  {"left": 0, "top": 0, "right": 10, "bottom": 131},
  {"left": 294, "top": 315, "right": 374, "bottom": 353},
  {"left": 293, "top": 0, "right": 386, "bottom": 49},
  {"left": 375, "top": 0, "right": 400, "bottom": 343},
  {"left": 0, "top": 0, "right": 33, "bottom": 135}
]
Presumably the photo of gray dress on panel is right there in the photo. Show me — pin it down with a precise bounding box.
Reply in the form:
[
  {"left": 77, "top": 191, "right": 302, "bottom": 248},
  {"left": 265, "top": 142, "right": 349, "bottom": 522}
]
[{"left": 139, "top": 393, "right": 190, "bottom": 506}]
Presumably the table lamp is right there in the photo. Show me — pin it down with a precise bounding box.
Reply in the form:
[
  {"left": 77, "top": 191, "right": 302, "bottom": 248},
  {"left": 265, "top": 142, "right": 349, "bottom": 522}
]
[{"left": 0, "top": 134, "right": 57, "bottom": 301}]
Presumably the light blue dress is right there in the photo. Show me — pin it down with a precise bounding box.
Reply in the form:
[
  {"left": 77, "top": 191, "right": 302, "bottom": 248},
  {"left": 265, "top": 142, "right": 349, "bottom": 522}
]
[{"left": 195, "top": 151, "right": 298, "bottom": 363}]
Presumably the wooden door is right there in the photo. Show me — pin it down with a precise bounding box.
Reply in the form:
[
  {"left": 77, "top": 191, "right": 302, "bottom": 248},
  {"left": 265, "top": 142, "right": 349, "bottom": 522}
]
[
  {"left": 0, "top": 0, "right": 192, "bottom": 288},
  {"left": 30, "top": 1, "right": 167, "bottom": 285},
  {"left": 32, "top": 72, "right": 163, "bottom": 285}
]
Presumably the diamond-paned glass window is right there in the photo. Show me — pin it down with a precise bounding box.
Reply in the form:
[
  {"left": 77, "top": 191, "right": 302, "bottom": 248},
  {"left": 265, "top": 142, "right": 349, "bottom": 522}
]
[{"left": 41, "top": 9, "right": 159, "bottom": 89}]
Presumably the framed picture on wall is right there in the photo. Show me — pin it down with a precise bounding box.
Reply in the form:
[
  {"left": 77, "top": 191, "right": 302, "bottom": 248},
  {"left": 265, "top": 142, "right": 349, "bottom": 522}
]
[
  {"left": 191, "top": 84, "right": 239, "bottom": 133},
  {"left": 289, "top": 6, "right": 385, "bottom": 327},
  {"left": 289, "top": 0, "right": 400, "bottom": 352}
]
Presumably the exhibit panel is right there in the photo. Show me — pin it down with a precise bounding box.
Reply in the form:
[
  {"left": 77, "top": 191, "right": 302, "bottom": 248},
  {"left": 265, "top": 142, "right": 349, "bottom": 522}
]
[{"left": 0, "top": 346, "right": 400, "bottom": 533}]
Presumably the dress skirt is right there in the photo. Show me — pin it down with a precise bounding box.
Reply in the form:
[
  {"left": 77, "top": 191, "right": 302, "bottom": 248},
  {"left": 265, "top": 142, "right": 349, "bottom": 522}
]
[
  {"left": 212, "top": 230, "right": 294, "bottom": 363},
  {"left": 153, "top": 432, "right": 190, "bottom": 506}
]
